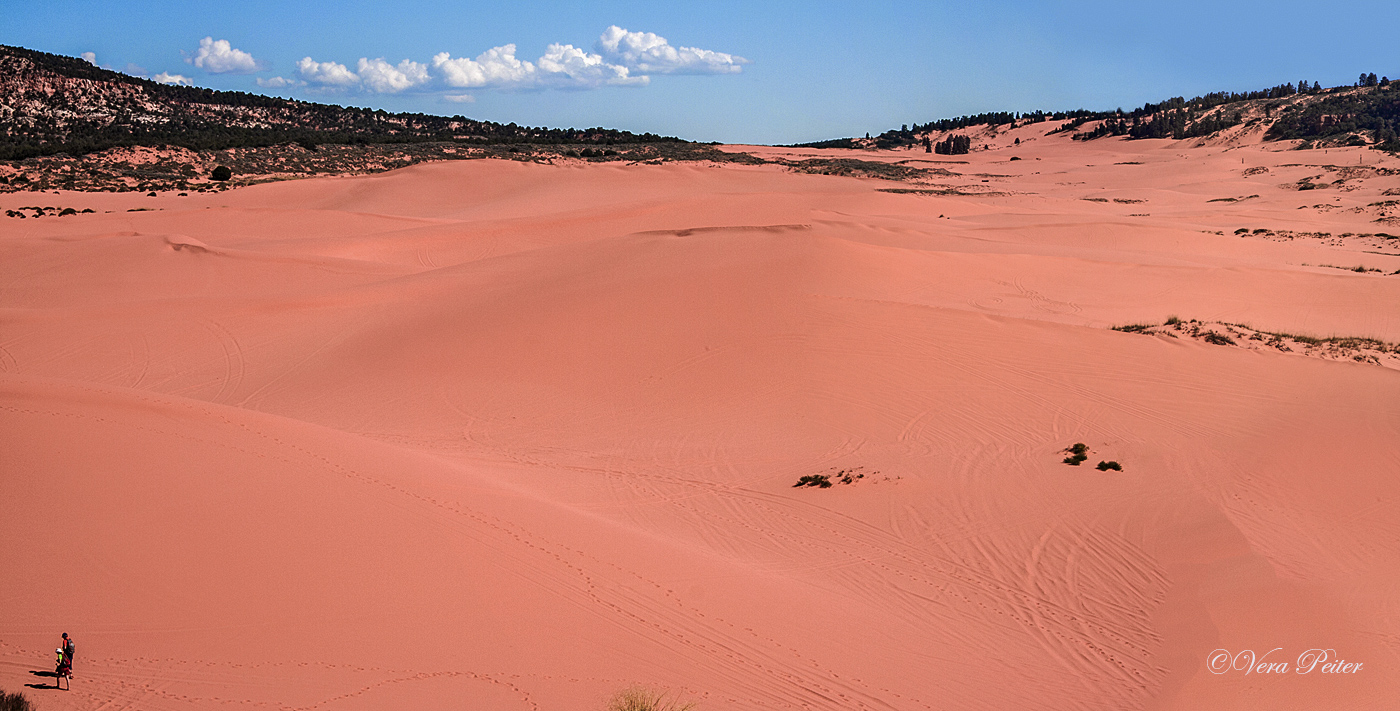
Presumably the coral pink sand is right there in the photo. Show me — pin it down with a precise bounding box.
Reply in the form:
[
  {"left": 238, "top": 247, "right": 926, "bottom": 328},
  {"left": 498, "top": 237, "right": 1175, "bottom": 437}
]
[{"left": 3, "top": 132, "right": 1399, "bottom": 710}]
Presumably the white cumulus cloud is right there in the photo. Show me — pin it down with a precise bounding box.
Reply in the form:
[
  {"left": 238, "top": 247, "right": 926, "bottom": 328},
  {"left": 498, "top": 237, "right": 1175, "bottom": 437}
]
[
  {"left": 431, "top": 43, "right": 642, "bottom": 90},
  {"left": 443, "top": 94, "right": 476, "bottom": 103},
  {"left": 537, "top": 43, "right": 646, "bottom": 88},
  {"left": 431, "top": 45, "right": 536, "bottom": 88},
  {"left": 355, "top": 57, "right": 430, "bottom": 93},
  {"left": 189, "top": 37, "right": 265, "bottom": 74},
  {"left": 283, "top": 27, "right": 741, "bottom": 96},
  {"left": 296, "top": 57, "right": 360, "bottom": 87},
  {"left": 256, "top": 76, "right": 299, "bottom": 89},
  {"left": 295, "top": 56, "right": 428, "bottom": 93},
  {"left": 81, "top": 52, "right": 97, "bottom": 66},
  {"left": 153, "top": 72, "right": 193, "bottom": 86},
  {"left": 596, "top": 26, "right": 748, "bottom": 75}
]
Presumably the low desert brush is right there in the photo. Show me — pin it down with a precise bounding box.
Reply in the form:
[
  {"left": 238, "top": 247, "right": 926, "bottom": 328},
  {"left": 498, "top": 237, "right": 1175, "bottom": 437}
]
[
  {"left": 607, "top": 686, "right": 696, "bottom": 711},
  {"left": 1, "top": 689, "right": 34, "bottom": 711},
  {"left": 1063, "top": 442, "right": 1089, "bottom": 465}
]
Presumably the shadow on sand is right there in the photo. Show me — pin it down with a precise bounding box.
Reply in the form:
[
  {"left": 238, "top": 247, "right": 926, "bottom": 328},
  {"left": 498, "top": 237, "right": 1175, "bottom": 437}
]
[{"left": 25, "top": 669, "right": 67, "bottom": 690}]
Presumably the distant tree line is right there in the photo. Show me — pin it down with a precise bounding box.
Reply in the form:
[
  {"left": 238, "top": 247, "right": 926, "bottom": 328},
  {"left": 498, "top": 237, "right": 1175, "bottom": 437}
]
[{"left": 789, "top": 138, "right": 860, "bottom": 149}]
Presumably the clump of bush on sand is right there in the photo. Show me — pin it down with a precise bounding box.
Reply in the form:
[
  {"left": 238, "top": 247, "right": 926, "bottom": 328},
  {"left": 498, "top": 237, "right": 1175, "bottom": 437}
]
[
  {"left": 1110, "top": 323, "right": 1154, "bottom": 334},
  {"left": 795, "top": 467, "right": 871, "bottom": 488},
  {"left": 1, "top": 689, "right": 34, "bottom": 711},
  {"left": 1096, "top": 461, "right": 1123, "bottom": 471},
  {"left": 606, "top": 686, "right": 696, "bottom": 711},
  {"left": 1063, "top": 443, "right": 1089, "bottom": 465}
]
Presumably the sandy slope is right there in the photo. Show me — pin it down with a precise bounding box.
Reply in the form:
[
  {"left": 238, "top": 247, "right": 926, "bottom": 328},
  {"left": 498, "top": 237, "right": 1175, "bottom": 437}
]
[{"left": 3, "top": 127, "right": 1399, "bottom": 710}]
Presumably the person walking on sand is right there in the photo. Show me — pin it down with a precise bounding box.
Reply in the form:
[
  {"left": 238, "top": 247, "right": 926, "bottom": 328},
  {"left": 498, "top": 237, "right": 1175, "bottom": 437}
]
[
  {"left": 61, "top": 633, "right": 74, "bottom": 664},
  {"left": 54, "top": 644, "right": 72, "bottom": 690}
]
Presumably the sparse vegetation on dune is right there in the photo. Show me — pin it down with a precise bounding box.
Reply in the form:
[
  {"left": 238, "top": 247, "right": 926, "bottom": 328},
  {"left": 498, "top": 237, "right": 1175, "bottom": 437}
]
[
  {"left": 606, "top": 686, "right": 696, "bottom": 711},
  {"left": 1111, "top": 324, "right": 1155, "bottom": 334},
  {"left": 794, "top": 466, "right": 880, "bottom": 488},
  {"left": 876, "top": 186, "right": 1012, "bottom": 197},
  {"left": 1309, "top": 263, "right": 1388, "bottom": 274},
  {"left": 0, "top": 689, "right": 34, "bottom": 711},
  {"left": 1063, "top": 443, "right": 1089, "bottom": 465},
  {"left": 5, "top": 205, "right": 95, "bottom": 218},
  {"left": 1061, "top": 445, "right": 1123, "bottom": 472},
  {"left": 2, "top": 136, "right": 967, "bottom": 194},
  {"left": 0, "top": 141, "right": 768, "bottom": 194},
  {"left": 1111, "top": 317, "right": 1400, "bottom": 368},
  {"left": 1230, "top": 225, "right": 1399, "bottom": 247}
]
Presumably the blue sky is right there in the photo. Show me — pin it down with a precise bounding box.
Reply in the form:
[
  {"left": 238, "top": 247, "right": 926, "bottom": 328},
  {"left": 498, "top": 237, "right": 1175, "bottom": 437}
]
[{"left": 4, "top": 0, "right": 1398, "bottom": 144}]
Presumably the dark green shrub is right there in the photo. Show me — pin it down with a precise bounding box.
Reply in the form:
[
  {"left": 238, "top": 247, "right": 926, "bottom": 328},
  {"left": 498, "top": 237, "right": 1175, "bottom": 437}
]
[
  {"left": 1, "top": 689, "right": 34, "bottom": 711},
  {"left": 1096, "top": 461, "right": 1122, "bottom": 471},
  {"left": 1202, "top": 332, "right": 1235, "bottom": 346},
  {"left": 1063, "top": 443, "right": 1089, "bottom": 465},
  {"left": 794, "top": 474, "right": 833, "bottom": 488},
  {"left": 211, "top": 165, "right": 232, "bottom": 181}
]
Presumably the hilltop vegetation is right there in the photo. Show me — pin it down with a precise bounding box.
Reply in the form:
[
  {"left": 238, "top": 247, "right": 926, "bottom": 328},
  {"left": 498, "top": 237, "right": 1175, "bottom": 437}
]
[
  {"left": 0, "top": 44, "right": 681, "bottom": 160},
  {"left": 861, "top": 75, "right": 1398, "bottom": 151},
  {"left": 1267, "top": 76, "right": 1400, "bottom": 150}
]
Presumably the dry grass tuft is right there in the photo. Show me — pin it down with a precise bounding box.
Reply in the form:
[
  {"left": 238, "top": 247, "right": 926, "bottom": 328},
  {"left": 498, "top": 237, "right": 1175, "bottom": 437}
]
[{"left": 606, "top": 686, "right": 696, "bottom": 711}]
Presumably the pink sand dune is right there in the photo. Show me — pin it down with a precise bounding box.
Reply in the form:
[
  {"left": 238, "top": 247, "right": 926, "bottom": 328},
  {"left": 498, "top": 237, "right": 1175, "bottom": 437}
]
[{"left": 3, "top": 131, "right": 1399, "bottom": 710}]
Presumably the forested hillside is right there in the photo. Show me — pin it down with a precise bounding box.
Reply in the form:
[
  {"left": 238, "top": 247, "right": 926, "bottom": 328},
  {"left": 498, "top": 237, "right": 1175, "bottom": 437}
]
[
  {"left": 0, "top": 44, "right": 681, "bottom": 160},
  {"left": 815, "top": 74, "right": 1398, "bottom": 152}
]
